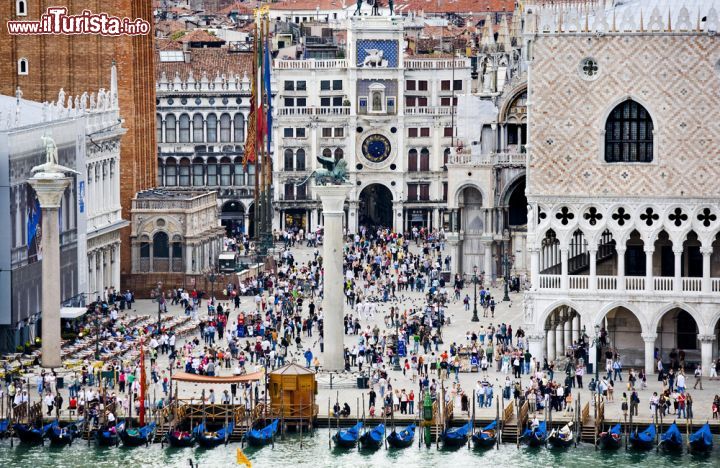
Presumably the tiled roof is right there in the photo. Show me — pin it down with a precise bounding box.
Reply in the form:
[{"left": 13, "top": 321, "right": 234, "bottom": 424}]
[
  {"left": 216, "top": 1, "right": 260, "bottom": 15},
  {"left": 271, "top": 0, "right": 346, "bottom": 11},
  {"left": 155, "top": 47, "right": 254, "bottom": 82},
  {"left": 397, "top": 0, "right": 516, "bottom": 14},
  {"left": 178, "top": 29, "right": 227, "bottom": 43},
  {"left": 156, "top": 38, "right": 184, "bottom": 51},
  {"left": 156, "top": 20, "right": 187, "bottom": 36}
]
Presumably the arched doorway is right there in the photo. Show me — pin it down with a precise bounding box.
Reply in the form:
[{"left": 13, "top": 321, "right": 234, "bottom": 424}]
[
  {"left": 599, "top": 306, "right": 644, "bottom": 368},
  {"left": 359, "top": 184, "right": 393, "bottom": 229},
  {"left": 656, "top": 307, "right": 699, "bottom": 370},
  {"left": 507, "top": 178, "right": 527, "bottom": 227},
  {"left": 221, "top": 200, "right": 245, "bottom": 236}
]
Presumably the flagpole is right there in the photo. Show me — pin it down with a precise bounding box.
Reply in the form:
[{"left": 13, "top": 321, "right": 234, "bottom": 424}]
[{"left": 252, "top": 16, "right": 260, "bottom": 243}]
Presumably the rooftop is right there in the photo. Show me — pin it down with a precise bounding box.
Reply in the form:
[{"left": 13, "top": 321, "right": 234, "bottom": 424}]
[
  {"left": 135, "top": 189, "right": 212, "bottom": 201},
  {"left": 155, "top": 47, "right": 253, "bottom": 82},
  {"left": 178, "top": 29, "right": 227, "bottom": 44}
]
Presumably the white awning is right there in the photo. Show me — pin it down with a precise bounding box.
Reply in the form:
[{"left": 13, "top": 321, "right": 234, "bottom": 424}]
[{"left": 60, "top": 307, "right": 87, "bottom": 320}]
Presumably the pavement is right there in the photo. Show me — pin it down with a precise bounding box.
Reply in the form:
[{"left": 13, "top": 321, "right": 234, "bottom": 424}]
[{"left": 23, "top": 244, "right": 720, "bottom": 426}]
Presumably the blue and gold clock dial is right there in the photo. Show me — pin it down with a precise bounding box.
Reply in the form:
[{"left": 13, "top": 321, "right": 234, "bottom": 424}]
[{"left": 362, "top": 134, "right": 392, "bottom": 163}]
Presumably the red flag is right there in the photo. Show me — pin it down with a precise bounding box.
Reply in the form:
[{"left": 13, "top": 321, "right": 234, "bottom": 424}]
[{"left": 139, "top": 342, "right": 147, "bottom": 425}]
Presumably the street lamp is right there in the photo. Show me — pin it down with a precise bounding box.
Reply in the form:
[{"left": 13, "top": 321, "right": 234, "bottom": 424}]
[
  {"left": 393, "top": 307, "right": 402, "bottom": 371},
  {"left": 471, "top": 266, "right": 479, "bottom": 322},
  {"left": 592, "top": 324, "right": 601, "bottom": 382},
  {"left": 500, "top": 250, "right": 514, "bottom": 302},
  {"left": 153, "top": 281, "right": 164, "bottom": 335},
  {"left": 94, "top": 306, "right": 101, "bottom": 360},
  {"left": 206, "top": 271, "right": 217, "bottom": 308}
]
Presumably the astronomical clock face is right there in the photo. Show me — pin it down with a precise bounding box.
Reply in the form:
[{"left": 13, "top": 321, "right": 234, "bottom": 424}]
[{"left": 362, "top": 134, "right": 392, "bottom": 163}]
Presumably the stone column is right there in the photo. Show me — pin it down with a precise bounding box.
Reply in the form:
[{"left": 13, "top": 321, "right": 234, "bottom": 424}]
[
  {"left": 546, "top": 325, "right": 556, "bottom": 361},
  {"left": 483, "top": 242, "right": 492, "bottom": 277},
  {"left": 315, "top": 184, "right": 352, "bottom": 371},
  {"left": 701, "top": 248, "right": 712, "bottom": 293},
  {"left": 28, "top": 174, "right": 71, "bottom": 369},
  {"left": 445, "top": 232, "right": 461, "bottom": 275},
  {"left": 530, "top": 247, "right": 539, "bottom": 290},
  {"left": 673, "top": 248, "right": 683, "bottom": 292},
  {"left": 616, "top": 248, "right": 626, "bottom": 292},
  {"left": 564, "top": 317, "right": 572, "bottom": 348},
  {"left": 588, "top": 248, "right": 597, "bottom": 291},
  {"left": 589, "top": 335, "right": 599, "bottom": 374},
  {"left": 571, "top": 315, "right": 580, "bottom": 344},
  {"left": 113, "top": 244, "right": 120, "bottom": 290},
  {"left": 527, "top": 333, "right": 544, "bottom": 368},
  {"left": 642, "top": 333, "right": 657, "bottom": 375},
  {"left": 555, "top": 322, "right": 564, "bottom": 358},
  {"left": 560, "top": 248, "right": 569, "bottom": 290},
  {"left": 699, "top": 334, "right": 715, "bottom": 376},
  {"left": 645, "top": 247, "right": 654, "bottom": 292}
]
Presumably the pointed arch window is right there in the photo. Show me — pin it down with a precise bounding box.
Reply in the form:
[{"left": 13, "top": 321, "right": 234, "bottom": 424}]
[{"left": 604, "top": 100, "right": 654, "bottom": 163}]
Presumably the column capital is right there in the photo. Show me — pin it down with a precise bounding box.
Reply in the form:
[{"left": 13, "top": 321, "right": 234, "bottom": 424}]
[
  {"left": 672, "top": 247, "right": 684, "bottom": 255},
  {"left": 643, "top": 246, "right": 655, "bottom": 254},
  {"left": 615, "top": 247, "right": 626, "bottom": 254},
  {"left": 700, "top": 247, "right": 713, "bottom": 256},
  {"left": 698, "top": 334, "right": 716, "bottom": 343},
  {"left": 641, "top": 333, "right": 657, "bottom": 342}
]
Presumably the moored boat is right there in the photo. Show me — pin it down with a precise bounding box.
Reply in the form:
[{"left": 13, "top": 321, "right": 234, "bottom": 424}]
[
  {"left": 166, "top": 423, "right": 203, "bottom": 448},
  {"left": 471, "top": 421, "right": 498, "bottom": 449},
  {"left": 628, "top": 424, "right": 655, "bottom": 450},
  {"left": 96, "top": 421, "right": 125, "bottom": 447},
  {"left": 359, "top": 424, "right": 384, "bottom": 450},
  {"left": 659, "top": 422, "right": 683, "bottom": 452},
  {"left": 0, "top": 419, "right": 10, "bottom": 438},
  {"left": 13, "top": 421, "right": 54, "bottom": 445},
  {"left": 332, "top": 422, "right": 362, "bottom": 448},
  {"left": 521, "top": 421, "right": 548, "bottom": 447},
  {"left": 688, "top": 423, "right": 712, "bottom": 453},
  {"left": 197, "top": 422, "right": 235, "bottom": 448},
  {"left": 598, "top": 424, "right": 623, "bottom": 450},
  {"left": 119, "top": 422, "right": 156, "bottom": 447},
  {"left": 386, "top": 424, "right": 415, "bottom": 449},
  {"left": 246, "top": 419, "right": 278, "bottom": 447},
  {"left": 441, "top": 421, "right": 472, "bottom": 448},
  {"left": 48, "top": 419, "right": 83, "bottom": 446},
  {"left": 548, "top": 422, "right": 575, "bottom": 449}
]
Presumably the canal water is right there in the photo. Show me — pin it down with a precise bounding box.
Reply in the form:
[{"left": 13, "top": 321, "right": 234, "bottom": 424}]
[{"left": 0, "top": 429, "right": 716, "bottom": 467}]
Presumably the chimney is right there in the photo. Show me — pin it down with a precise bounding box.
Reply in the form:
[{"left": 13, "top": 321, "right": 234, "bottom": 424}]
[{"left": 183, "top": 41, "right": 191, "bottom": 63}]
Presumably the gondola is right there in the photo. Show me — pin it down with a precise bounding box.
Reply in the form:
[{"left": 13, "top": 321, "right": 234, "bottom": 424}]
[
  {"left": 0, "top": 419, "right": 10, "bottom": 438},
  {"left": 48, "top": 419, "right": 83, "bottom": 446},
  {"left": 197, "top": 422, "right": 234, "bottom": 448},
  {"left": 386, "top": 423, "right": 416, "bottom": 449},
  {"left": 628, "top": 424, "right": 656, "bottom": 450},
  {"left": 659, "top": 422, "right": 683, "bottom": 452},
  {"left": 166, "top": 423, "right": 203, "bottom": 448},
  {"left": 598, "top": 423, "right": 623, "bottom": 450},
  {"left": 13, "top": 421, "right": 54, "bottom": 445},
  {"left": 688, "top": 423, "right": 713, "bottom": 453},
  {"left": 548, "top": 422, "right": 575, "bottom": 449},
  {"left": 246, "top": 419, "right": 278, "bottom": 447},
  {"left": 96, "top": 421, "right": 125, "bottom": 447},
  {"left": 471, "top": 421, "right": 498, "bottom": 449},
  {"left": 359, "top": 424, "right": 384, "bottom": 450},
  {"left": 119, "top": 422, "right": 157, "bottom": 447},
  {"left": 521, "top": 421, "right": 547, "bottom": 447},
  {"left": 332, "top": 422, "right": 362, "bottom": 448},
  {"left": 441, "top": 421, "right": 472, "bottom": 448}
]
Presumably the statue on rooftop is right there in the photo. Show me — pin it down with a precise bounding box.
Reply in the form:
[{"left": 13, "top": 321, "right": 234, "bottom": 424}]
[{"left": 353, "top": 0, "right": 362, "bottom": 16}]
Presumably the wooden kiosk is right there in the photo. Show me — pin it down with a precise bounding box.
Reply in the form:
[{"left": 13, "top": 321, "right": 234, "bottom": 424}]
[{"left": 269, "top": 363, "right": 318, "bottom": 428}]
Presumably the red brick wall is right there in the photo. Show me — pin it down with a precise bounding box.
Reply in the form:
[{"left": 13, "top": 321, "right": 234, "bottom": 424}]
[{"left": 0, "top": 0, "right": 157, "bottom": 278}]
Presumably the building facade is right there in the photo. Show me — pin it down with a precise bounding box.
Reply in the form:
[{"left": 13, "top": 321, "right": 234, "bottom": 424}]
[
  {"left": 155, "top": 45, "right": 255, "bottom": 237},
  {"left": 130, "top": 189, "right": 225, "bottom": 277},
  {"left": 0, "top": 74, "right": 125, "bottom": 350},
  {"left": 523, "top": 2, "right": 720, "bottom": 375},
  {"left": 272, "top": 14, "right": 529, "bottom": 278},
  {"left": 0, "top": 0, "right": 158, "bottom": 279}
]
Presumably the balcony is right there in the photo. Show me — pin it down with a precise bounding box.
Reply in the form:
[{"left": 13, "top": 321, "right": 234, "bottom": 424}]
[
  {"left": 537, "top": 274, "right": 714, "bottom": 295},
  {"left": 404, "top": 58, "right": 470, "bottom": 70},
  {"left": 277, "top": 106, "right": 350, "bottom": 117},
  {"left": 274, "top": 59, "right": 348, "bottom": 70},
  {"left": 405, "top": 106, "right": 455, "bottom": 116},
  {"left": 447, "top": 151, "right": 526, "bottom": 167}
]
